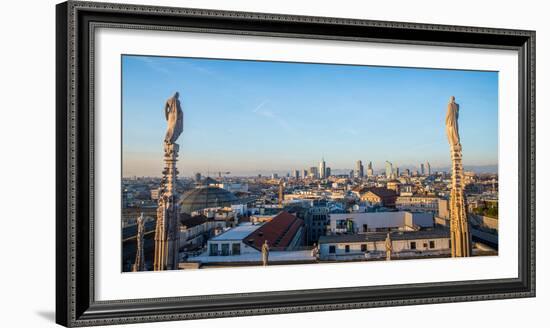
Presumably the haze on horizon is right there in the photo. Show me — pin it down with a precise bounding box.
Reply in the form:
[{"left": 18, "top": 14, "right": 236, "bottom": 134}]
[{"left": 122, "top": 55, "right": 499, "bottom": 178}]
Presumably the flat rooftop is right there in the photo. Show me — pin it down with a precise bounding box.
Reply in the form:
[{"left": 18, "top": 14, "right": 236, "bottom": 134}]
[
  {"left": 319, "top": 228, "right": 450, "bottom": 244},
  {"left": 210, "top": 223, "right": 263, "bottom": 241},
  {"left": 189, "top": 250, "right": 315, "bottom": 263}
]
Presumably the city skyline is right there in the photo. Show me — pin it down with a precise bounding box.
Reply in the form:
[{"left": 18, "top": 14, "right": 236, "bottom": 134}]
[{"left": 122, "top": 55, "right": 498, "bottom": 177}]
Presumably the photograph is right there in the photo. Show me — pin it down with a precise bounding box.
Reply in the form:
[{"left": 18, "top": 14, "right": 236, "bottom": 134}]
[{"left": 121, "top": 55, "right": 499, "bottom": 272}]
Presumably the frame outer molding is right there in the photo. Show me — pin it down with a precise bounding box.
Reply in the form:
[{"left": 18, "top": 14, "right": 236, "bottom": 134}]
[{"left": 56, "top": 1, "right": 536, "bottom": 326}]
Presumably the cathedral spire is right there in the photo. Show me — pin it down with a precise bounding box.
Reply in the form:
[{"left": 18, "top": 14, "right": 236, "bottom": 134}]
[
  {"left": 154, "top": 93, "right": 183, "bottom": 270},
  {"left": 445, "top": 96, "right": 471, "bottom": 257}
]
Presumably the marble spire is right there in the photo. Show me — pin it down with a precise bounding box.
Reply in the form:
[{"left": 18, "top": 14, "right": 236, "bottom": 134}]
[
  {"left": 153, "top": 92, "right": 183, "bottom": 271},
  {"left": 132, "top": 212, "right": 146, "bottom": 272},
  {"left": 445, "top": 96, "right": 471, "bottom": 257}
]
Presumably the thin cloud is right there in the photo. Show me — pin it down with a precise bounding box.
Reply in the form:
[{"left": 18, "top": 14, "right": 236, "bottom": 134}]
[
  {"left": 252, "top": 100, "right": 291, "bottom": 130},
  {"left": 133, "top": 56, "right": 171, "bottom": 75},
  {"left": 252, "top": 100, "right": 269, "bottom": 113}
]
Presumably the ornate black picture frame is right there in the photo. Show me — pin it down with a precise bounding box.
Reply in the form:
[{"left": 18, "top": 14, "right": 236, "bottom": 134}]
[{"left": 56, "top": 1, "right": 535, "bottom": 326}]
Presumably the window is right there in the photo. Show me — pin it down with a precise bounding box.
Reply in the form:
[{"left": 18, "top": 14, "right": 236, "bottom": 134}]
[
  {"left": 448, "top": 240, "right": 452, "bottom": 248},
  {"left": 221, "top": 243, "right": 229, "bottom": 256},
  {"left": 210, "top": 243, "right": 218, "bottom": 256},
  {"left": 363, "top": 224, "right": 368, "bottom": 232},
  {"left": 423, "top": 242, "right": 428, "bottom": 248},
  {"left": 410, "top": 242, "right": 417, "bottom": 250},
  {"left": 345, "top": 245, "right": 350, "bottom": 253},
  {"left": 232, "top": 243, "right": 241, "bottom": 255},
  {"left": 429, "top": 241, "right": 435, "bottom": 249},
  {"left": 329, "top": 245, "right": 336, "bottom": 254},
  {"left": 361, "top": 244, "right": 367, "bottom": 252}
]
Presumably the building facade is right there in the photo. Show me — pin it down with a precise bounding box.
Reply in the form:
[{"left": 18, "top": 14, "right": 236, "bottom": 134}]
[
  {"left": 360, "top": 187, "right": 397, "bottom": 208},
  {"left": 318, "top": 230, "right": 450, "bottom": 260},
  {"left": 305, "top": 206, "right": 329, "bottom": 244},
  {"left": 395, "top": 196, "right": 439, "bottom": 212},
  {"left": 328, "top": 211, "right": 434, "bottom": 234}
]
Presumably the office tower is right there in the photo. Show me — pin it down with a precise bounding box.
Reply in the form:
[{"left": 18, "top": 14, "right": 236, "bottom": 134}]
[
  {"left": 309, "top": 166, "right": 319, "bottom": 179},
  {"left": 385, "top": 161, "right": 393, "bottom": 179},
  {"left": 367, "top": 161, "right": 374, "bottom": 177},
  {"left": 420, "top": 163, "right": 425, "bottom": 176},
  {"left": 355, "top": 160, "right": 364, "bottom": 178},
  {"left": 319, "top": 158, "right": 326, "bottom": 179}
]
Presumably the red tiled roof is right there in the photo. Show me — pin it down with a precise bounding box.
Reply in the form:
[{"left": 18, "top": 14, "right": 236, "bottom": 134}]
[{"left": 243, "top": 211, "right": 303, "bottom": 250}]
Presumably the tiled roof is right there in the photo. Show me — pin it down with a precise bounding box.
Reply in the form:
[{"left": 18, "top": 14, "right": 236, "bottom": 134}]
[
  {"left": 179, "top": 213, "right": 208, "bottom": 228},
  {"left": 366, "top": 187, "right": 397, "bottom": 198},
  {"left": 243, "top": 211, "right": 303, "bottom": 250}
]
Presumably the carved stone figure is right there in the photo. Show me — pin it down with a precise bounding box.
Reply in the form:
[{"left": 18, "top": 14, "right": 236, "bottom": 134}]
[
  {"left": 261, "top": 240, "right": 270, "bottom": 266},
  {"left": 132, "top": 212, "right": 146, "bottom": 272},
  {"left": 385, "top": 233, "right": 392, "bottom": 261},
  {"left": 164, "top": 92, "right": 184, "bottom": 144},
  {"left": 445, "top": 96, "right": 461, "bottom": 148},
  {"left": 311, "top": 243, "right": 319, "bottom": 259}
]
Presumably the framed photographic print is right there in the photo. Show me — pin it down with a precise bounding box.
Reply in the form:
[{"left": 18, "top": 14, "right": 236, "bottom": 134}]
[{"left": 56, "top": 1, "right": 535, "bottom": 326}]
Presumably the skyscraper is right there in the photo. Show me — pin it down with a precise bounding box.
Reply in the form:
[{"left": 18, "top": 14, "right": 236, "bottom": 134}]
[
  {"left": 325, "top": 167, "right": 331, "bottom": 177},
  {"left": 426, "top": 161, "right": 431, "bottom": 176},
  {"left": 319, "top": 158, "right": 326, "bottom": 179},
  {"left": 294, "top": 170, "right": 300, "bottom": 179},
  {"left": 309, "top": 166, "right": 318, "bottom": 179},
  {"left": 367, "top": 161, "right": 374, "bottom": 177},
  {"left": 420, "top": 163, "right": 425, "bottom": 176},
  {"left": 355, "top": 160, "right": 364, "bottom": 179},
  {"left": 385, "top": 161, "right": 393, "bottom": 179}
]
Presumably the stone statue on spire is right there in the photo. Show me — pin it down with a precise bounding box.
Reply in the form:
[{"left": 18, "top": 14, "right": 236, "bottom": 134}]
[
  {"left": 154, "top": 92, "right": 184, "bottom": 271},
  {"left": 132, "top": 212, "right": 146, "bottom": 272},
  {"left": 445, "top": 96, "right": 461, "bottom": 149},
  {"left": 385, "top": 233, "right": 392, "bottom": 261},
  {"left": 164, "top": 92, "right": 184, "bottom": 145}
]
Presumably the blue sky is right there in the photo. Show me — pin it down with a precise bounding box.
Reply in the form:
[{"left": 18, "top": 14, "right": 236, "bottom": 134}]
[{"left": 122, "top": 55, "right": 498, "bottom": 177}]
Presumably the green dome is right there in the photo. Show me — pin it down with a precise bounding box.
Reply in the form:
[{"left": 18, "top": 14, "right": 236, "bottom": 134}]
[{"left": 179, "top": 186, "right": 238, "bottom": 213}]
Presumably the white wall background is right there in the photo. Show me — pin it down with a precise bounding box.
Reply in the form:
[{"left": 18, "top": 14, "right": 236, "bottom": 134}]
[{"left": 0, "top": 0, "right": 546, "bottom": 327}]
